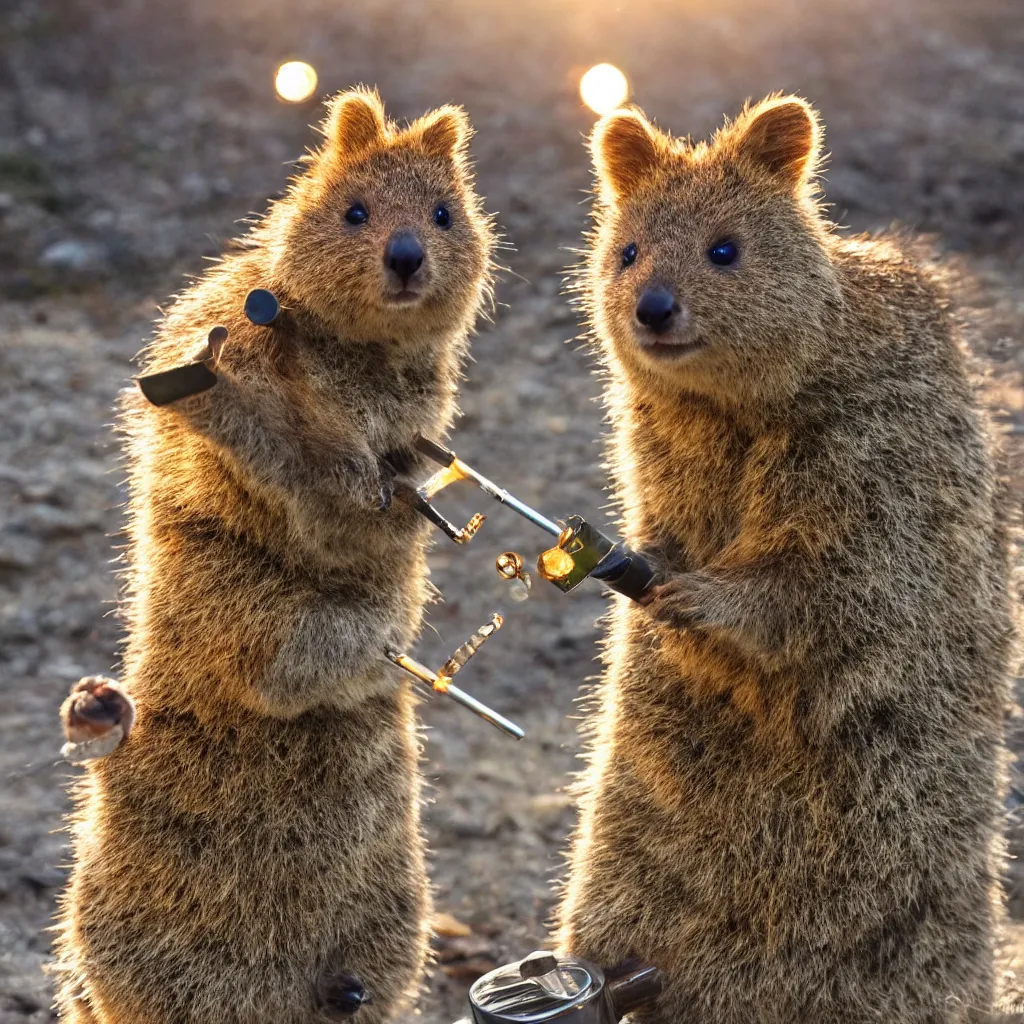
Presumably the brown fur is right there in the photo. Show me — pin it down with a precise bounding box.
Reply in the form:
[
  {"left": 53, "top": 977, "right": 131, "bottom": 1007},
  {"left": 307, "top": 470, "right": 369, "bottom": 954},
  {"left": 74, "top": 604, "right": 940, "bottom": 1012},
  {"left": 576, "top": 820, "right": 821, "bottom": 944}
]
[
  {"left": 556, "top": 95, "right": 1017, "bottom": 1023},
  {"left": 53, "top": 88, "right": 494, "bottom": 1024}
]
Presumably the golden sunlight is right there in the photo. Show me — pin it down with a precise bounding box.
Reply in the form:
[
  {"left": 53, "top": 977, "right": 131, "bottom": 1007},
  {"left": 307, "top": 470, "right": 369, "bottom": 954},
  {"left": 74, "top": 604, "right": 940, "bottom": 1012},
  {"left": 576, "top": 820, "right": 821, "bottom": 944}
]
[
  {"left": 275, "top": 61, "right": 318, "bottom": 103},
  {"left": 580, "top": 63, "right": 629, "bottom": 116}
]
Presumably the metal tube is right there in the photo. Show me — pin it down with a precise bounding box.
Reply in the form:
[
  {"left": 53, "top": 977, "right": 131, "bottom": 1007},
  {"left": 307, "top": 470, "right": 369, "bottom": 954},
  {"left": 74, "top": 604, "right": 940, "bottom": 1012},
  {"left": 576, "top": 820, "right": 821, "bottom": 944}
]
[
  {"left": 387, "top": 651, "right": 437, "bottom": 686},
  {"left": 414, "top": 435, "right": 562, "bottom": 537},
  {"left": 444, "top": 682, "right": 525, "bottom": 740},
  {"left": 451, "top": 459, "right": 562, "bottom": 537},
  {"left": 385, "top": 650, "right": 525, "bottom": 740}
]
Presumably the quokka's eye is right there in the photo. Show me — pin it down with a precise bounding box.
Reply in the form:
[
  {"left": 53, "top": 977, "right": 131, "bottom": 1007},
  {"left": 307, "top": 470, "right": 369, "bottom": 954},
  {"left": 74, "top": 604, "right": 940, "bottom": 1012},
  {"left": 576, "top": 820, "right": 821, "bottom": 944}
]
[
  {"left": 707, "top": 239, "right": 739, "bottom": 267},
  {"left": 345, "top": 203, "right": 369, "bottom": 226},
  {"left": 433, "top": 204, "right": 452, "bottom": 229},
  {"left": 621, "top": 242, "right": 638, "bottom": 268}
]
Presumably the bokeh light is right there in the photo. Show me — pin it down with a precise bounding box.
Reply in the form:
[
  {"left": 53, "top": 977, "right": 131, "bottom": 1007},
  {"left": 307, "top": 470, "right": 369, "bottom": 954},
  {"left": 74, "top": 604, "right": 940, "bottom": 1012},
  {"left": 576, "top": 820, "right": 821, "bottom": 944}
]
[
  {"left": 275, "top": 61, "right": 318, "bottom": 103},
  {"left": 580, "top": 63, "right": 629, "bottom": 116}
]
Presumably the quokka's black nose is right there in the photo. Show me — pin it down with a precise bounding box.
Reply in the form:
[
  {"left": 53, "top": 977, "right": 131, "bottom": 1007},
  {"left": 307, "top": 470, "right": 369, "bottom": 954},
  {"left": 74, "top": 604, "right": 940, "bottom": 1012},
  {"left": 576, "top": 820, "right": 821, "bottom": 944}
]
[
  {"left": 385, "top": 232, "right": 424, "bottom": 287},
  {"left": 635, "top": 286, "right": 680, "bottom": 333}
]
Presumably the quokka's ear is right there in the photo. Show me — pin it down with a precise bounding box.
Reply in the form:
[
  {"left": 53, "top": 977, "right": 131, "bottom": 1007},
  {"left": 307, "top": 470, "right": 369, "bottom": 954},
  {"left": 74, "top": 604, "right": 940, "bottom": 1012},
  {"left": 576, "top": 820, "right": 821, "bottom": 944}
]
[
  {"left": 590, "top": 108, "right": 662, "bottom": 202},
  {"left": 417, "top": 105, "right": 472, "bottom": 162},
  {"left": 733, "top": 96, "right": 821, "bottom": 190},
  {"left": 324, "top": 88, "right": 387, "bottom": 159}
]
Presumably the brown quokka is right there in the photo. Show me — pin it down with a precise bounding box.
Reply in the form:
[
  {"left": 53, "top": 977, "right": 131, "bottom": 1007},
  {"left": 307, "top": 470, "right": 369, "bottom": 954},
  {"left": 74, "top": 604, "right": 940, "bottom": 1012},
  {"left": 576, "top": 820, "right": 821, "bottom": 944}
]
[
  {"left": 555, "top": 95, "right": 1017, "bottom": 1023},
  {"left": 53, "top": 88, "right": 494, "bottom": 1024}
]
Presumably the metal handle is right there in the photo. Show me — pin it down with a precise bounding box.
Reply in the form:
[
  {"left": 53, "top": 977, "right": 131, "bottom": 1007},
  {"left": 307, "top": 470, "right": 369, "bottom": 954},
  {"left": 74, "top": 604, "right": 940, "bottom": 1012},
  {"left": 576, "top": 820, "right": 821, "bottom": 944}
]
[
  {"left": 415, "top": 435, "right": 457, "bottom": 467},
  {"left": 590, "top": 543, "right": 657, "bottom": 602}
]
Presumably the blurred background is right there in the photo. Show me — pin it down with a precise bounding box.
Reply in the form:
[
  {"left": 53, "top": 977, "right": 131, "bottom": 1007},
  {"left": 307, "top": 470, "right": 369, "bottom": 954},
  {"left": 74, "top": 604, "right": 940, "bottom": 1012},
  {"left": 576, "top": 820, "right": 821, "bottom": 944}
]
[{"left": 1, "top": 0, "right": 1023, "bottom": 1020}]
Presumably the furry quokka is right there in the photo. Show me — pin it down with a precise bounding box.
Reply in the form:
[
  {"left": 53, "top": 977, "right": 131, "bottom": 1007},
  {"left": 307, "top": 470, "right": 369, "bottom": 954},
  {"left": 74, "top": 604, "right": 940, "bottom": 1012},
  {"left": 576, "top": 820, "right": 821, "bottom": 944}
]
[
  {"left": 54, "top": 88, "right": 494, "bottom": 1024},
  {"left": 556, "top": 94, "right": 1016, "bottom": 1023}
]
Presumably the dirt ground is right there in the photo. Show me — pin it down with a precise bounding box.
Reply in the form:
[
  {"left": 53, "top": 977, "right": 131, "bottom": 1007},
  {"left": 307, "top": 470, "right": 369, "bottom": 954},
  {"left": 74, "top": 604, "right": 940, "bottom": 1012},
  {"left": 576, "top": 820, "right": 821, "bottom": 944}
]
[{"left": 1, "top": 0, "right": 1023, "bottom": 1020}]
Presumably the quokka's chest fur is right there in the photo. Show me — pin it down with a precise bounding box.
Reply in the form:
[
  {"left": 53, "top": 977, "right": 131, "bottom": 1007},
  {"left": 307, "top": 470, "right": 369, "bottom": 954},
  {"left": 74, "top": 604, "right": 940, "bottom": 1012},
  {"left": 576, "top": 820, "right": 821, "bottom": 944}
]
[
  {"left": 279, "top": 316, "right": 454, "bottom": 453},
  {"left": 620, "top": 396, "right": 756, "bottom": 566}
]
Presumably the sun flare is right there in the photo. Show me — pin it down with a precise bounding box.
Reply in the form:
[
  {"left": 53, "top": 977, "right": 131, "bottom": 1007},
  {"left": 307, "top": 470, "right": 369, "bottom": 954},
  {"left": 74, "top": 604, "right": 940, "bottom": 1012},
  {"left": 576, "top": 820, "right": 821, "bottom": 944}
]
[
  {"left": 275, "top": 61, "right": 318, "bottom": 103},
  {"left": 580, "top": 63, "right": 629, "bottom": 116}
]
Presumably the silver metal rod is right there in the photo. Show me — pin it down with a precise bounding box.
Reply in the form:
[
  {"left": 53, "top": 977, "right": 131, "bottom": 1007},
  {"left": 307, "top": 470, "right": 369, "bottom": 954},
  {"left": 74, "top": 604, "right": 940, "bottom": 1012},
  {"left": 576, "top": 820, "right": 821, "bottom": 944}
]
[
  {"left": 387, "top": 650, "right": 437, "bottom": 686},
  {"left": 456, "top": 462, "right": 562, "bottom": 537},
  {"left": 444, "top": 682, "right": 525, "bottom": 740},
  {"left": 385, "top": 649, "right": 525, "bottom": 740}
]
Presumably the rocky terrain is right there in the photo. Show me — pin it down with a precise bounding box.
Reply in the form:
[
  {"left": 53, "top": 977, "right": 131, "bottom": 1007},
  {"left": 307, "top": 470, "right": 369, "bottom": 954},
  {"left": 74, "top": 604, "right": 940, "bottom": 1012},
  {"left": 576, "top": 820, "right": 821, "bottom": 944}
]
[{"left": 1, "top": 0, "right": 1023, "bottom": 1019}]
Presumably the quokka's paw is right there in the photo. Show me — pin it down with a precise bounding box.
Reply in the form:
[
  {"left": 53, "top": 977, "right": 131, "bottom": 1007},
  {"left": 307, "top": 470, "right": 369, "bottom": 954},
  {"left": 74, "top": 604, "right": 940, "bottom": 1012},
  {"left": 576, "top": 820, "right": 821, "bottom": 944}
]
[
  {"left": 381, "top": 444, "right": 423, "bottom": 478},
  {"left": 59, "top": 676, "right": 135, "bottom": 763},
  {"left": 644, "top": 573, "right": 716, "bottom": 632},
  {"left": 336, "top": 452, "right": 396, "bottom": 512},
  {"left": 374, "top": 463, "right": 396, "bottom": 512}
]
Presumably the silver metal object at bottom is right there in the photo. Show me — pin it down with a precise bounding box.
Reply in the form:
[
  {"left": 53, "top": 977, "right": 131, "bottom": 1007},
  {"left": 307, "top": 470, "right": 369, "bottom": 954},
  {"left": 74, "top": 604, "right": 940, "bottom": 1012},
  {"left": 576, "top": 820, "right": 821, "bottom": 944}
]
[
  {"left": 385, "top": 649, "right": 525, "bottom": 740},
  {"left": 466, "top": 951, "right": 661, "bottom": 1024}
]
